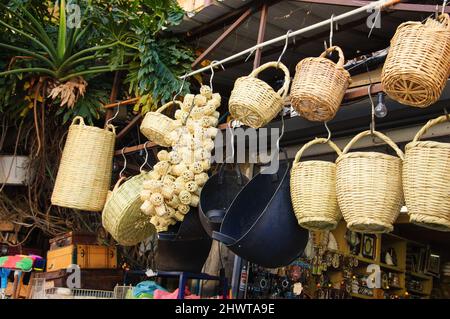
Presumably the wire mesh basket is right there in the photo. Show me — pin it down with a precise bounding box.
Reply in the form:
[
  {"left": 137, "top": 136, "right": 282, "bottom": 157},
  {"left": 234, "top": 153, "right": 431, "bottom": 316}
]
[
  {"left": 113, "top": 285, "right": 135, "bottom": 299},
  {"left": 37, "top": 287, "right": 114, "bottom": 299}
]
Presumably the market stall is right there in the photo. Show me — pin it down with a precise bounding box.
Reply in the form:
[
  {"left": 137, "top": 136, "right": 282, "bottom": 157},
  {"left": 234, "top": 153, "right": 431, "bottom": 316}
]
[{"left": 0, "top": 0, "right": 450, "bottom": 300}]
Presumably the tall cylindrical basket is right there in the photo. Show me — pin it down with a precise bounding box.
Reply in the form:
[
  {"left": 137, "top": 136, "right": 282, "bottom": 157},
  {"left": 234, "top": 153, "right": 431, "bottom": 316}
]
[
  {"left": 290, "top": 138, "right": 342, "bottom": 231},
  {"left": 403, "top": 115, "right": 450, "bottom": 231},
  {"left": 336, "top": 130, "right": 404, "bottom": 233},
  {"left": 51, "top": 116, "right": 116, "bottom": 212}
]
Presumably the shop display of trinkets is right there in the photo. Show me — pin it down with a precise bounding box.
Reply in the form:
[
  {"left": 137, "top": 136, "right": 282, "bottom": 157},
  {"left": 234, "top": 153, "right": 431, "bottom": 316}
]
[{"left": 244, "top": 262, "right": 313, "bottom": 299}]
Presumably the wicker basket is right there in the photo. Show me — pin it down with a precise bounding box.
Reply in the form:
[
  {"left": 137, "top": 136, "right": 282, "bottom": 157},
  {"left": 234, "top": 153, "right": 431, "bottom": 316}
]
[
  {"left": 290, "top": 138, "right": 342, "bottom": 231},
  {"left": 51, "top": 116, "right": 115, "bottom": 212},
  {"left": 336, "top": 130, "right": 404, "bottom": 233},
  {"left": 102, "top": 173, "right": 155, "bottom": 246},
  {"left": 291, "top": 46, "right": 351, "bottom": 122},
  {"left": 140, "top": 101, "right": 182, "bottom": 147},
  {"left": 382, "top": 14, "right": 450, "bottom": 108},
  {"left": 403, "top": 115, "right": 450, "bottom": 231},
  {"left": 229, "top": 61, "right": 290, "bottom": 128}
]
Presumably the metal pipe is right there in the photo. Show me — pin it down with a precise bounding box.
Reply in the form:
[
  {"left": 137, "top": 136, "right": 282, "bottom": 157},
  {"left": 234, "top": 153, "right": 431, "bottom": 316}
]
[{"left": 181, "top": 0, "right": 401, "bottom": 79}]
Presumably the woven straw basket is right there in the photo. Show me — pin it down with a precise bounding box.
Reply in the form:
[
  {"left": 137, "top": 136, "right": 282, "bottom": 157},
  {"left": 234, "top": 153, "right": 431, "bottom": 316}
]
[
  {"left": 403, "top": 115, "right": 450, "bottom": 231},
  {"left": 51, "top": 116, "right": 115, "bottom": 212},
  {"left": 336, "top": 130, "right": 404, "bottom": 234},
  {"left": 290, "top": 138, "right": 342, "bottom": 231},
  {"left": 382, "top": 14, "right": 450, "bottom": 108},
  {"left": 102, "top": 174, "right": 155, "bottom": 246},
  {"left": 291, "top": 46, "right": 351, "bottom": 122},
  {"left": 140, "top": 101, "right": 182, "bottom": 147},
  {"left": 229, "top": 61, "right": 290, "bottom": 128}
]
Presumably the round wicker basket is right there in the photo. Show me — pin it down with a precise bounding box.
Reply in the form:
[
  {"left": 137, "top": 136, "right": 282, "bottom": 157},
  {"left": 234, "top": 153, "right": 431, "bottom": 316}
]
[
  {"left": 290, "top": 138, "right": 342, "bottom": 231},
  {"left": 403, "top": 115, "right": 450, "bottom": 231},
  {"left": 51, "top": 116, "right": 115, "bottom": 212},
  {"left": 140, "top": 101, "right": 182, "bottom": 147},
  {"left": 336, "top": 130, "right": 404, "bottom": 234},
  {"left": 382, "top": 14, "right": 450, "bottom": 108},
  {"left": 290, "top": 46, "right": 351, "bottom": 122},
  {"left": 102, "top": 173, "right": 156, "bottom": 246},
  {"left": 229, "top": 61, "right": 290, "bottom": 128}
]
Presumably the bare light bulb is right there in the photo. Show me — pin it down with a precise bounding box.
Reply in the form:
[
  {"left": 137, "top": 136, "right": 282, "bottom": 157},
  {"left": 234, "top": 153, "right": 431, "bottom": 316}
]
[{"left": 375, "top": 93, "right": 387, "bottom": 118}]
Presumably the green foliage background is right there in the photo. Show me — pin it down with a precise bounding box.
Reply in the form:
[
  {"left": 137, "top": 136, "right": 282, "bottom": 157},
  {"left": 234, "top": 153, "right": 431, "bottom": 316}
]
[{"left": 0, "top": 0, "right": 194, "bottom": 124}]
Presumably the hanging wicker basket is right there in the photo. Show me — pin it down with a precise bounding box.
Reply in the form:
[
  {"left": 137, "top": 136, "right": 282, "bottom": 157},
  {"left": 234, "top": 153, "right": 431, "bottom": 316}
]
[
  {"left": 290, "top": 138, "right": 342, "bottom": 231},
  {"left": 51, "top": 116, "right": 115, "bottom": 212},
  {"left": 336, "top": 130, "right": 404, "bottom": 234},
  {"left": 229, "top": 61, "right": 290, "bottom": 128},
  {"left": 140, "top": 101, "right": 183, "bottom": 147},
  {"left": 382, "top": 14, "right": 450, "bottom": 108},
  {"left": 102, "top": 173, "right": 156, "bottom": 246},
  {"left": 290, "top": 46, "right": 351, "bottom": 122},
  {"left": 403, "top": 115, "right": 450, "bottom": 231}
]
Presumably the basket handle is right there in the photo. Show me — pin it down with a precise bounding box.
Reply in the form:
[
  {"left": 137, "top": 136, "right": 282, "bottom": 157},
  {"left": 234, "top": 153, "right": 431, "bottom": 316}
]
[
  {"left": 248, "top": 61, "right": 291, "bottom": 98},
  {"left": 319, "top": 46, "right": 346, "bottom": 68},
  {"left": 293, "top": 138, "right": 342, "bottom": 164},
  {"left": 437, "top": 13, "right": 450, "bottom": 30},
  {"left": 71, "top": 116, "right": 85, "bottom": 126},
  {"left": 341, "top": 130, "right": 404, "bottom": 160},
  {"left": 413, "top": 115, "right": 449, "bottom": 142},
  {"left": 105, "top": 123, "right": 116, "bottom": 134},
  {"left": 156, "top": 100, "right": 183, "bottom": 114},
  {"left": 112, "top": 176, "right": 127, "bottom": 193}
]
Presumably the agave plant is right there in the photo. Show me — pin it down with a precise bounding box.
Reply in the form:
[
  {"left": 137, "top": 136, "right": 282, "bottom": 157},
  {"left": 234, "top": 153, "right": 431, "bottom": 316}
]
[{"left": 0, "top": 0, "right": 127, "bottom": 108}]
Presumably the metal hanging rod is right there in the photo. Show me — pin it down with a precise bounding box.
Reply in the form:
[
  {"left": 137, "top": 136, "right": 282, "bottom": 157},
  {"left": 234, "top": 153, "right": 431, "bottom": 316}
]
[{"left": 181, "top": 0, "right": 401, "bottom": 79}]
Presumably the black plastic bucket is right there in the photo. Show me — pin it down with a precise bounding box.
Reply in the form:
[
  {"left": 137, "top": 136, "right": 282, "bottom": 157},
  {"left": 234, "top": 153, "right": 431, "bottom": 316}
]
[{"left": 212, "top": 161, "right": 308, "bottom": 268}]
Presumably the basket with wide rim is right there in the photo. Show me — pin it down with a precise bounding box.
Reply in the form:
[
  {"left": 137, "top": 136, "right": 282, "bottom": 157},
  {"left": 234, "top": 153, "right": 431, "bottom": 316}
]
[
  {"left": 290, "top": 138, "right": 342, "bottom": 231},
  {"left": 228, "top": 61, "right": 290, "bottom": 128},
  {"left": 382, "top": 14, "right": 450, "bottom": 108},
  {"left": 336, "top": 130, "right": 404, "bottom": 234},
  {"left": 140, "top": 101, "right": 183, "bottom": 147},
  {"left": 290, "top": 46, "right": 351, "bottom": 122},
  {"left": 102, "top": 173, "right": 156, "bottom": 246},
  {"left": 403, "top": 115, "right": 450, "bottom": 232},
  {"left": 51, "top": 116, "right": 115, "bottom": 212}
]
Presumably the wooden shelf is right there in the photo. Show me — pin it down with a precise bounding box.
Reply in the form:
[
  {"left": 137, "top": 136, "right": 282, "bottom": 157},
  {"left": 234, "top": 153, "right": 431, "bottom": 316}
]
[
  {"left": 385, "top": 285, "right": 403, "bottom": 290},
  {"left": 407, "top": 289, "right": 429, "bottom": 296},
  {"left": 350, "top": 292, "right": 374, "bottom": 300},
  {"left": 379, "top": 263, "right": 404, "bottom": 273},
  {"left": 353, "top": 255, "right": 377, "bottom": 265},
  {"left": 407, "top": 271, "right": 432, "bottom": 280}
]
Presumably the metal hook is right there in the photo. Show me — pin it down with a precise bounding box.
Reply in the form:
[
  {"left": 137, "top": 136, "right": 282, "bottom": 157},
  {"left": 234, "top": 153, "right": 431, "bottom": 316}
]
[
  {"left": 139, "top": 141, "right": 151, "bottom": 173},
  {"left": 275, "top": 109, "right": 286, "bottom": 155},
  {"left": 172, "top": 74, "right": 187, "bottom": 103},
  {"left": 368, "top": 84, "right": 376, "bottom": 135},
  {"left": 443, "top": 0, "right": 448, "bottom": 15},
  {"left": 106, "top": 102, "right": 121, "bottom": 126},
  {"left": 329, "top": 14, "right": 334, "bottom": 48},
  {"left": 119, "top": 147, "right": 127, "bottom": 178},
  {"left": 324, "top": 121, "right": 331, "bottom": 143},
  {"left": 245, "top": 49, "right": 256, "bottom": 63},
  {"left": 224, "top": 120, "right": 235, "bottom": 164},
  {"left": 277, "top": 30, "right": 292, "bottom": 68},
  {"left": 208, "top": 60, "right": 225, "bottom": 92}
]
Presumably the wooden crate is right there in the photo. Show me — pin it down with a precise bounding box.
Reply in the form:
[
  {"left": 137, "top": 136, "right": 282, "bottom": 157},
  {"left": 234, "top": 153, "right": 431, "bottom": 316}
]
[
  {"left": 49, "top": 231, "right": 98, "bottom": 250},
  {"left": 33, "top": 269, "right": 124, "bottom": 291},
  {"left": 46, "top": 244, "right": 117, "bottom": 271}
]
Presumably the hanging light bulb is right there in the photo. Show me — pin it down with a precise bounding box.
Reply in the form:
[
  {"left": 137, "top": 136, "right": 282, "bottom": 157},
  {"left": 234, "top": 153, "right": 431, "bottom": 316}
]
[{"left": 375, "top": 93, "right": 388, "bottom": 118}]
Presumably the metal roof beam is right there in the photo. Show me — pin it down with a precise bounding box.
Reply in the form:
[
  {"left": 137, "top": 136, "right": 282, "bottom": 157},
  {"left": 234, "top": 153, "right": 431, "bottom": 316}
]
[{"left": 291, "top": 0, "right": 450, "bottom": 13}]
